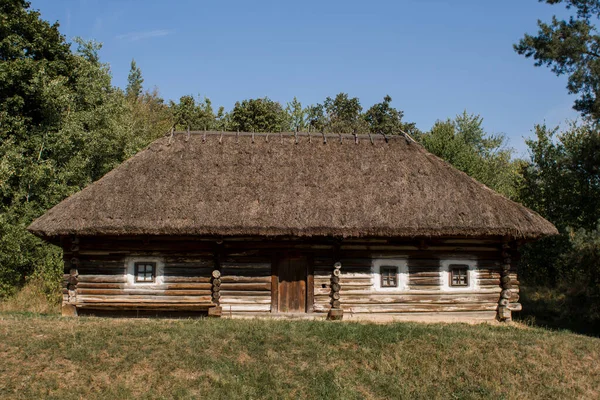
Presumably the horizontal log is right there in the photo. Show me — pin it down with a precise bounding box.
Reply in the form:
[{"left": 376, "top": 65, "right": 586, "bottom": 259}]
[
  {"left": 478, "top": 279, "right": 501, "bottom": 286},
  {"left": 220, "top": 297, "right": 272, "bottom": 304},
  {"left": 409, "top": 278, "right": 441, "bottom": 286},
  {"left": 76, "top": 303, "right": 214, "bottom": 310},
  {"left": 220, "top": 276, "right": 271, "bottom": 283},
  {"left": 219, "top": 283, "right": 271, "bottom": 291},
  {"left": 163, "top": 267, "right": 213, "bottom": 275},
  {"left": 219, "top": 304, "right": 271, "bottom": 312},
  {"left": 163, "top": 276, "right": 212, "bottom": 283},
  {"left": 77, "top": 275, "right": 127, "bottom": 283},
  {"left": 76, "top": 268, "right": 125, "bottom": 275},
  {"left": 221, "top": 270, "right": 271, "bottom": 277},
  {"left": 76, "top": 296, "right": 214, "bottom": 303},
  {"left": 316, "top": 288, "right": 503, "bottom": 295},
  {"left": 338, "top": 294, "right": 499, "bottom": 305},
  {"left": 219, "top": 290, "right": 273, "bottom": 297},
  {"left": 314, "top": 303, "right": 499, "bottom": 313},
  {"left": 164, "top": 259, "right": 214, "bottom": 266},
  {"left": 77, "top": 288, "right": 213, "bottom": 296},
  {"left": 221, "top": 263, "right": 271, "bottom": 270},
  {"left": 77, "top": 283, "right": 125, "bottom": 289}
]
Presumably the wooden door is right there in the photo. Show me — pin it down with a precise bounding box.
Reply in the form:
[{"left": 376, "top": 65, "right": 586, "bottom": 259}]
[{"left": 277, "top": 254, "right": 308, "bottom": 313}]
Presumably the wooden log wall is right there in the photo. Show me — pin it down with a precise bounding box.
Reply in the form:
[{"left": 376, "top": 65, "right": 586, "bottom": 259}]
[
  {"left": 62, "top": 237, "right": 216, "bottom": 312},
  {"left": 60, "top": 236, "right": 521, "bottom": 319},
  {"left": 312, "top": 239, "right": 519, "bottom": 317}
]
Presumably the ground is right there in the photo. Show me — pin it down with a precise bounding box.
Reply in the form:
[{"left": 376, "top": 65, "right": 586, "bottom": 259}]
[{"left": 0, "top": 313, "right": 598, "bottom": 399}]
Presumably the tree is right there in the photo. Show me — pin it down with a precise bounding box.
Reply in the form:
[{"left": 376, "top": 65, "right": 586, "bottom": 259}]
[
  {"left": 286, "top": 97, "right": 306, "bottom": 131},
  {"left": 323, "top": 93, "right": 368, "bottom": 133},
  {"left": 520, "top": 122, "right": 600, "bottom": 232},
  {"left": 125, "top": 59, "right": 143, "bottom": 100},
  {"left": 124, "top": 88, "right": 173, "bottom": 156},
  {"left": 418, "top": 112, "right": 518, "bottom": 199},
  {"left": 0, "top": 1, "right": 166, "bottom": 298},
  {"left": 229, "top": 98, "right": 288, "bottom": 132},
  {"left": 305, "top": 103, "right": 326, "bottom": 132},
  {"left": 364, "top": 95, "right": 419, "bottom": 137},
  {"left": 170, "top": 95, "right": 216, "bottom": 130},
  {"left": 515, "top": 0, "right": 600, "bottom": 120},
  {"left": 517, "top": 122, "right": 600, "bottom": 312}
]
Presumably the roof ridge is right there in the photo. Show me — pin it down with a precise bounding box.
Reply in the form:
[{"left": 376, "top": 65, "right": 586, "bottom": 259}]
[{"left": 168, "top": 130, "right": 412, "bottom": 142}]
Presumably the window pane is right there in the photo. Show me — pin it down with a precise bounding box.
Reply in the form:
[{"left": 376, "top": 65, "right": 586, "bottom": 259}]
[
  {"left": 450, "top": 266, "right": 468, "bottom": 287},
  {"left": 381, "top": 267, "right": 398, "bottom": 287}
]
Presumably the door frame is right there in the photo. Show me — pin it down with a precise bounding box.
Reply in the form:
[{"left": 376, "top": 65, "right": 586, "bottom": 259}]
[{"left": 271, "top": 251, "right": 314, "bottom": 313}]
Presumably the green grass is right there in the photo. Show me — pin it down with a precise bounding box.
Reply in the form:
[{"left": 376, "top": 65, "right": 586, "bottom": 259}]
[{"left": 0, "top": 314, "right": 598, "bottom": 399}]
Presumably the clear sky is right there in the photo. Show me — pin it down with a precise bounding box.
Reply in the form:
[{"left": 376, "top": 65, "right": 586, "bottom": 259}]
[{"left": 31, "top": 0, "right": 580, "bottom": 156}]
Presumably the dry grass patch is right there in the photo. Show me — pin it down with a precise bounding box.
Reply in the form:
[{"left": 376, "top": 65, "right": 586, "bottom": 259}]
[{"left": 0, "top": 314, "right": 598, "bottom": 399}]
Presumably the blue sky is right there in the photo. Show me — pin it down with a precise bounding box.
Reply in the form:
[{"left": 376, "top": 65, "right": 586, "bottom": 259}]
[{"left": 32, "top": 0, "right": 579, "bottom": 156}]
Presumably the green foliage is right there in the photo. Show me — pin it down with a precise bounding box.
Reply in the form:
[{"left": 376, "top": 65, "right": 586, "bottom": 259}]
[
  {"left": 229, "top": 97, "right": 288, "bottom": 132},
  {"left": 125, "top": 59, "right": 143, "bottom": 100},
  {"left": 518, "top": 122, "right": 600, "bottom": 327},
  {"left": 0, "top": 2, "right": 169, "bottom": 298},
  {"left": 285, "top": 97, "right": 306, "bottom": 131},
  {"left": 520, "top": 123, "right": 600, "bottom": 231},
  {"left": 519, "top": 226, "right": 600, "bottom": 332},
  {"left": 364, "top": 95, "right": 419, "bottom": 136},
  {"left": 323, "top": 93, "right": 368, "bottom": 133},
  {"left": 170, "top": 95, "right": 217, "bottom": 131},
  {"left": 515, "top": 0, "right": 600, "bottom": 120},
  {"left": 417, "top": 112, "right": 519, "bottom": 199}
]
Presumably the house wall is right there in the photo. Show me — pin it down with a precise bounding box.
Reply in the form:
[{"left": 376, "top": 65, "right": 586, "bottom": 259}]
[{"left": 62, "top": 236, "right": 520, "bottom": 321}]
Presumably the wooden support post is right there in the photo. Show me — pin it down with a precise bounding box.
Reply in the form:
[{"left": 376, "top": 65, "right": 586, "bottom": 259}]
[
  {"left": 211, "top": 242, "right": 223, "bottom": 311},
  {"left": 67, "top": 236, "right": 79, "bottom": 306},
  {"left": 497, "top": 239, "right": 513, "bottom": 322},
  {"left": 327, "top": 259, "right": 343, "bottom": 321}
]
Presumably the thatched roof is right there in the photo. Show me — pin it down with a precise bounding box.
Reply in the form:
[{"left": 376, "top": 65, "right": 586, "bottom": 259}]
[{"left": 28, "top": 131, "right": 557, "bottom": 240}]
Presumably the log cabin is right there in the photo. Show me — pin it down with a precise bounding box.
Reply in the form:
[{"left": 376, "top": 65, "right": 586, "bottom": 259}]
[{"left": 28, "top": 131, "right": 557, "bottom": 322}]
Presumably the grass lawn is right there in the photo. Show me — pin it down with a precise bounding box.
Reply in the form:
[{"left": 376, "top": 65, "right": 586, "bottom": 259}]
[{"left": 0, "top": 313, "right": 598, "bottom": 399}]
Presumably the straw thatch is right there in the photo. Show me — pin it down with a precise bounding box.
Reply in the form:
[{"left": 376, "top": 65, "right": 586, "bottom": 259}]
[{"left": 28, "top": 131, "right": 557, "bottom": 239}]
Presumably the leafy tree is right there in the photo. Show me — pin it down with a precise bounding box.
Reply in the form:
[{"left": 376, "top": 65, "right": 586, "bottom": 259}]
[
  {"left": 170, "top": 95, "right": 217, "bottom": 131},
  {"left": 286, "top": 97, "right": 306, "bottom": 131},
  {"left": 418, "top": 112, "right": 519, "bottom": 199},
  {"left": 323, "top": 93, "right": 368, "bottom": 133},
  {"left": 124, "top": 88, "right": 173, "bottom": 156},
  {"left": 364, "top": 95, "right": 419, "bottom": 137},
  {"left": 125, "top": 59, "right": 143, "bottom": 100},
  {"left": 515, "top": 0, "right": 600, "bottom": 120},
  {"left": 0, "top": 1, "right": 165, "bottom": 298},
  {"left": 520, "top": 123, "right": 600, "bottom": 232},
  {"left": 229, "top": 97, "right": 288, "bottom": 132},
  {"left": 518, "top": 122, "right": 600, "bottom": 290},
  {"left": 305, "top": 103, "right": 326, "bottom": 132}
]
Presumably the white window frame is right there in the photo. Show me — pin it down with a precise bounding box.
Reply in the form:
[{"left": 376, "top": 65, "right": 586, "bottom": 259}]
[
  {"left": 125, "top": 257, "right": 165, "bottom": 287},
  {"left": 439, "top": 259, "right": 479, "bottom": 291},
  {"left": 372, "top": 259, "right": 408, "bottom": 291}
]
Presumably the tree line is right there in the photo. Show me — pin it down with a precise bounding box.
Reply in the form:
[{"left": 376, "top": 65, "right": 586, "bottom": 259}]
[{"left": 1, "top": 0, "right": 599, "bottom": 326}]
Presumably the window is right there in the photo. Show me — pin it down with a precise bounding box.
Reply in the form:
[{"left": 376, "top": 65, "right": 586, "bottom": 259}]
[
  {"left": 450, "top": 265, "right": 469, "bottom": 287},
  {"left": 381, "top": 266, "right": 398, "bottom": 287},
  {"left": 135, "top": 262, "right": 156, "bottom": 283},
  {"left": 372, "top": 259, "right": 408, "bottom": 291},
  {"left": 439, "top": 259, "right": 478, "bottom": 291}
]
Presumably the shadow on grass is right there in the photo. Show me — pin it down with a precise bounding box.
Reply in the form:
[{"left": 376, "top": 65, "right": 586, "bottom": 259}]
[{"left": 515, "top": 286, "right": 600, "bottom": 337}]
